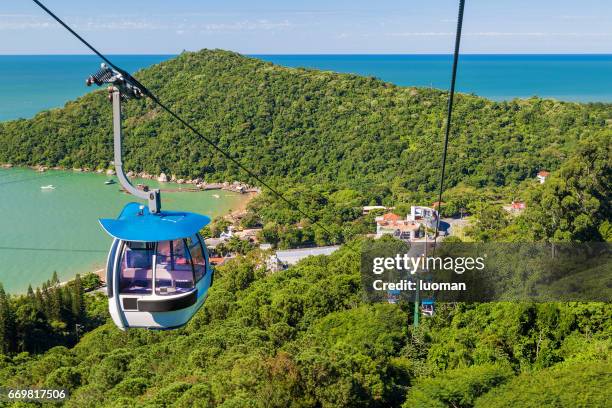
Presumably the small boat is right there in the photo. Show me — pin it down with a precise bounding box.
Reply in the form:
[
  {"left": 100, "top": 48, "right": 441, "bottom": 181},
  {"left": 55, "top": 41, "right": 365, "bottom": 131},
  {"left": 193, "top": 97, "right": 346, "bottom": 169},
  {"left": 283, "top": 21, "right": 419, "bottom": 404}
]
[
  {"left": 212, "top": 194, "right": 220, "bottom": 199},
  {"left": 40, "top": 185, "right": 55, "bottom": 190},
  {"left": 105, "top": 179, "right": 116, "bottom": 185}
]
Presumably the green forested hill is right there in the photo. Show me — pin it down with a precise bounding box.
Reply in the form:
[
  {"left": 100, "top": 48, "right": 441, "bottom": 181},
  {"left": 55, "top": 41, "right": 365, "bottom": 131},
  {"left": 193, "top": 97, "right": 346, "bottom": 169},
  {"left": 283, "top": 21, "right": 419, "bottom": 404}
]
[{"left": 1, "top": 49, "right": 610, "bottom": 194}]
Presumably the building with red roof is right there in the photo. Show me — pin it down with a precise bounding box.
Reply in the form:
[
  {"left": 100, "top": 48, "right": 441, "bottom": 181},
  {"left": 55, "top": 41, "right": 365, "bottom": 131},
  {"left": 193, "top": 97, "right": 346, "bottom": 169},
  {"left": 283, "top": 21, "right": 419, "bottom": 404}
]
[{"left": 537, "top": 170, "right": 550, "bottom": 184}]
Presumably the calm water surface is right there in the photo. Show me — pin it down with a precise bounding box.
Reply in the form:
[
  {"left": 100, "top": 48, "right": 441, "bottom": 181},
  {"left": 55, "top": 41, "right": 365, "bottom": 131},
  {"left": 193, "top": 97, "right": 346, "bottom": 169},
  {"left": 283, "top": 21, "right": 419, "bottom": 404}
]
[
  {"left": 0, "top": 167, "right": 246, "bottom": 293},
  {"left": 0, "top": 55, "right": 173, "bottom": 121},
  {"left": 256, "top": 54, "right": 612, "bottom": 102},
  {"left": 1, "top": 54, "right": 611, "bottom": 121}
]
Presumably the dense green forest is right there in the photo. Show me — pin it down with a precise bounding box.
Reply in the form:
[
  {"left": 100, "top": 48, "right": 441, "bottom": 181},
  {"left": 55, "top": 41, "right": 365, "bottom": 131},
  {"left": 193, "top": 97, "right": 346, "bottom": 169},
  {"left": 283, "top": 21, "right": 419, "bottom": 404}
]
[
  {"left": 0, "top": 50, "right": 610, "bottom": 406},
  {"left": 0, "top": 245, "right": 609, "bottom": 406},
  {"left": 0, "top": 273, "right": 104, "bottom": 355},
  {"left": 231, "top": 127, "right": 610, "bottom": 247}
]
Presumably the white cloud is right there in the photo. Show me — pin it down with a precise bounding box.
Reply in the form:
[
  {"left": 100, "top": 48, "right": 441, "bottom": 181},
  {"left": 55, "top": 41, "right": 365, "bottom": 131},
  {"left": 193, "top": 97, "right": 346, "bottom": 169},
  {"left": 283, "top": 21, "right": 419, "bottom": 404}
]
[
  {"left": 387, "top": 31, "right": 612, "bottom": 38},
  {"left": 468, "top": 32, "right": 547, "bottom": 37},
  {"left": 558, "top": 15, "right": 595, "bottom": 21},
  {"left": 202, "top": 19, "right": 292, "bottom": 32},
  {"left": 0, "top": 21, "right": 54, "bottom": 30},
  {"left": 468, "top": 32, "right": 612, "bottom": 38},
  {"left": 0, "top": 15, "right": 55, "bottom": 30},
  {"left": 388, "top": 32, "right": 454, "bottom": 37},
  {"left": 0, "top": 15, "right": 166, "bottom": 31},
  {"left": 78, "top": 20, "right": 165, "bottom": 31},
  {"left": 0, "top": 14, "right": 293, "bottom": 34}
]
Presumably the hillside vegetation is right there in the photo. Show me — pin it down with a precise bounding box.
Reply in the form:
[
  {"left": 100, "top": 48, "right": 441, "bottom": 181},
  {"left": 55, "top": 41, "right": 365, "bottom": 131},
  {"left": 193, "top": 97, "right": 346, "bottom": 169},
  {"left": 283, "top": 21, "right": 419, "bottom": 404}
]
[{"left": 0, "top": 245, "right": 609, "bottom": 407}]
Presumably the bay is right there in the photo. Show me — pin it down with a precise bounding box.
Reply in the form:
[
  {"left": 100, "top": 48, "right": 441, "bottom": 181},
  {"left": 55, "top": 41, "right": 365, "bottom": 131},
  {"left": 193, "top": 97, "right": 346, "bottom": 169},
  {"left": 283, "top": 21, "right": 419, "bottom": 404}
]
[{"left": 0, "top": 167, "right": 247, "bottom": 293}]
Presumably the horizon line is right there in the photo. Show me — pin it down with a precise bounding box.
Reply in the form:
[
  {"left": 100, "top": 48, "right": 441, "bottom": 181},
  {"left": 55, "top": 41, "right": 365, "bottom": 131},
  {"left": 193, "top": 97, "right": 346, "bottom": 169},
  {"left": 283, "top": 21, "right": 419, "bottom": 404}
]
[{"left": 1, "top": 52, "right": 612, "bottom": 56}]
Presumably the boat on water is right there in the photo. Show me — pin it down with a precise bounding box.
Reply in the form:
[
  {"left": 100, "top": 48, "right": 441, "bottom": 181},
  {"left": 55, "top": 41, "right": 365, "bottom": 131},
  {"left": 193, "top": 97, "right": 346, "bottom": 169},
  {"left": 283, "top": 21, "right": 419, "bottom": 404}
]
[
  {"left": 105, "top": 179, "right": 116, "bottom": 185},
  {"left": 212, "top": 194, "right": 220, "bottom": 199},
  {"left": 40, "top": 185, "right": 55, "bottom": 190}
]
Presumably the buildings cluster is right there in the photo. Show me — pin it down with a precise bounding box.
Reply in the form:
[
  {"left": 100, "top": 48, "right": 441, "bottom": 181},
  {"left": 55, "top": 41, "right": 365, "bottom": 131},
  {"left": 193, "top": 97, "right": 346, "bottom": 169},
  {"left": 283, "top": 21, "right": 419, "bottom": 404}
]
[{"left": 374, "top": 205, "right": 440, "bottom": 242}]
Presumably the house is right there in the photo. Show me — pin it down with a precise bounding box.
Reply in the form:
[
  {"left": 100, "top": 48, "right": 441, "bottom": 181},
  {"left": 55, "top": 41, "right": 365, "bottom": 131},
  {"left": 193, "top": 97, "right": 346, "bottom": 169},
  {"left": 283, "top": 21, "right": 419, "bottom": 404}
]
[
  {"left": 375, "top": 212, "right": 423, "bottom": 241},
  {"left": 362, "top": 205, "right": 390, "bottom": 215},
  {"left": 234, "top": 228, "right": 262, "bottom": 243},
  {"left": 537, "top": 170, "right": 550, "bottom": 184},
  {"left": 267, "top": 245, "right": 341, "bottom": 272},
  {"left": 209, "top": 256, "right": 227, "bottom": 266},
  {"left": 276, "top": 246, "right": 341, "bottom": 265},
  {"left": 266, "top": 254, "right": 285, "bottom": 272},
  {"left": 504, "top": 200, "right": 526, "bottom": 214},
  {"left": 204, "top": 238, "right": 225, "bottom": 259},
  {"left": 204, "top": 238, "right": 224, "bottom": 250},
  {"left": 219, "top": 226, "right": 235, "bottom": 240},
  {"left": 407, "top": 206, "right": 439, "bottom": 229}
]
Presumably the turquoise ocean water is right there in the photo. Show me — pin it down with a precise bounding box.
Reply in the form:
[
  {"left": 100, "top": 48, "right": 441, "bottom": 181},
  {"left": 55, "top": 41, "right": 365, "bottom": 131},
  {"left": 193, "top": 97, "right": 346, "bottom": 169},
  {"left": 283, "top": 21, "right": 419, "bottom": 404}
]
[
  {"left": 0, "top": 168, "right": 247, "bottom": 293},
  {"left": 1, "top": 54, "right": 611, "bottom": 121},
  {"left": 256, "top": 54, "right": 612, "bottom": 102},
  {"left": 0, "top": 55, "right": 173, "bottom": 121}
]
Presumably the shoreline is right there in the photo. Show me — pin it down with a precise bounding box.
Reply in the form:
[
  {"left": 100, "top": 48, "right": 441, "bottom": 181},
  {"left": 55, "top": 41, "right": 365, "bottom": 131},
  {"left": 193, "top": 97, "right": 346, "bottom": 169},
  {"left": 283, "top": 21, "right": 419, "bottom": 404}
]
[
  {"left": 230, "top": 191, "right": 258, "bottom": 214},
  {"left": 0, "top": 163, "right": 261, "bottom": 195}
]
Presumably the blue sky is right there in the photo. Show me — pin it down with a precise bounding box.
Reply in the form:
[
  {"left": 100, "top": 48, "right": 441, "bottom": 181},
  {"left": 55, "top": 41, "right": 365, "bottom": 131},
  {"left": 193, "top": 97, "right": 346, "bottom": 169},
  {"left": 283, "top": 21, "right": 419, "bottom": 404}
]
[{"left": 2, "top": 0, "right": 611, "bottom": 54}]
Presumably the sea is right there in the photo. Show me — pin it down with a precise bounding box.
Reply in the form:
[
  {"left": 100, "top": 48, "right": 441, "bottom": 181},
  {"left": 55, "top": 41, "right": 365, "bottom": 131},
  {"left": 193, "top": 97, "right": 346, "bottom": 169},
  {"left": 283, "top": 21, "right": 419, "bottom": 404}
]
[
  {"left": 1, "top": 54, "right": 611, "bottom": 292},
  {"left": 0, "top": 54, "right": 611, "bottom": 121},
  {"left": 0, "top": 168, "right": 247, "bottom": 293}
]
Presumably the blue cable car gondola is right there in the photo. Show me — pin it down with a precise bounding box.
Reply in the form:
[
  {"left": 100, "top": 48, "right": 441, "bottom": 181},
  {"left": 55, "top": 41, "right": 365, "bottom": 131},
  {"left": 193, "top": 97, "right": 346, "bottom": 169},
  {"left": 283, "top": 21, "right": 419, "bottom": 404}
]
[
  {"left": 101, "top": 203, "right": 213, "bottom": 330},
  {"left": 421, "top": 298, "right": 435, "bottom": 317},
  {"left": 87, "top": 64, "right": 215, "bottom": 330}
]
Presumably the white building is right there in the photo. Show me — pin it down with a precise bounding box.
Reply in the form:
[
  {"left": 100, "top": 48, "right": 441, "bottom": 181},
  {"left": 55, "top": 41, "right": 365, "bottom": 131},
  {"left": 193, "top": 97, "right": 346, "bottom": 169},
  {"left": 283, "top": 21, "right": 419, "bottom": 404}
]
[
  {"left": 537, "top": 170, "right": 550, "bottom": 184},
  {"left": 219, "top": 225, "right": 235, "bottom": 240},
  {"left": 267, "top": 246, "right": 341, "bottom": 272},
  {"left": 362, "top": 205, "right": 390, "bottom": 215},
  {"left": 375, "top": 213, "right": 423, "bottom": 241},
  {"left": 407, "top": 206, "right": 439, "bottom": 230}
]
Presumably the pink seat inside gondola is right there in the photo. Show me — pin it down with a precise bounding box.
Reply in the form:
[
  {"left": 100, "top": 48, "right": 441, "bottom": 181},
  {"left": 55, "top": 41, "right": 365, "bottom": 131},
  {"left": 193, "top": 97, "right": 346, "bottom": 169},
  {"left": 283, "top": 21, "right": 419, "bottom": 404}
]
[
  {"left": 118, "top": 238, "right": 205, "bottom": 296},
  {"left": 120, "top": 268, "right": 153, "bottom": 293}
]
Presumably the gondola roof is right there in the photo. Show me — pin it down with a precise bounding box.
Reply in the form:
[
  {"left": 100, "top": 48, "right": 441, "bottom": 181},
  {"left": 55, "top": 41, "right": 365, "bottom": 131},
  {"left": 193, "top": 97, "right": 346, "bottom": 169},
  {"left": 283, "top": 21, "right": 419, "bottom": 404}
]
[{"left": 99, "top": 202, "right": 210, "bottom": 242}]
